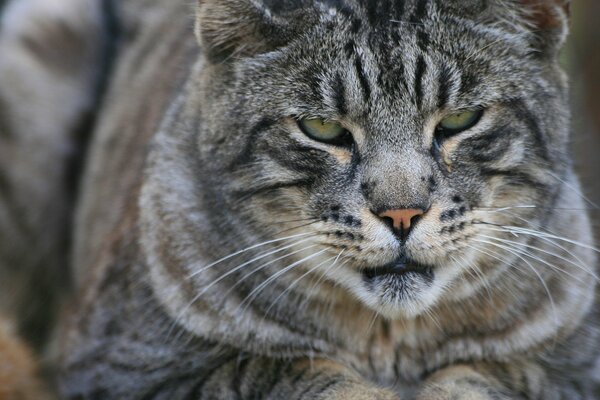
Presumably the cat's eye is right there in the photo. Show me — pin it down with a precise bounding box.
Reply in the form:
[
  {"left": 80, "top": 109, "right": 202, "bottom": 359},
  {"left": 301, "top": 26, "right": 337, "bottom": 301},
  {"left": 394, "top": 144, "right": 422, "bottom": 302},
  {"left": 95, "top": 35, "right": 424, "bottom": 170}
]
[
  {"left": 298, "top": 118, "right": 353, "bottom": 146},
  {"left": 437, "top": 109, "right": 484, "bottom": 136}
]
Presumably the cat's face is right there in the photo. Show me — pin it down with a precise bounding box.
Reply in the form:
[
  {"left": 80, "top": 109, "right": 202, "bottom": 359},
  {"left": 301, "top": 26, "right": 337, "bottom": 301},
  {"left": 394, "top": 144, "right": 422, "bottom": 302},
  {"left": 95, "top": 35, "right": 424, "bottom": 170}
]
[{"left": 195, "top": 0, "right": 570, "bottom": 318}]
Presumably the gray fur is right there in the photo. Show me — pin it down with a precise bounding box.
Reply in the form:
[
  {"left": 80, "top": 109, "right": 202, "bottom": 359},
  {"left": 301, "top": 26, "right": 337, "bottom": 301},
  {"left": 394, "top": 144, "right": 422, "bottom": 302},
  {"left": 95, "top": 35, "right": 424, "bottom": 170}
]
[{"left": 1, "top": 0, "right": 598, "bottom": 399}]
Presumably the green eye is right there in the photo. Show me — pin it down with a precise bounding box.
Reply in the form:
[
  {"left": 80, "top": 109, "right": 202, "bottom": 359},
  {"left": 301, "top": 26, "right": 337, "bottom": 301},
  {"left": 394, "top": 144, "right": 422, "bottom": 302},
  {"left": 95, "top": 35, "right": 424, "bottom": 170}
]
[
  {"left": 298, "top": 118, "right": 352, "bottom": 146},
  {"left": 437, "top": 109, "right": 484, "bottom": 135}
]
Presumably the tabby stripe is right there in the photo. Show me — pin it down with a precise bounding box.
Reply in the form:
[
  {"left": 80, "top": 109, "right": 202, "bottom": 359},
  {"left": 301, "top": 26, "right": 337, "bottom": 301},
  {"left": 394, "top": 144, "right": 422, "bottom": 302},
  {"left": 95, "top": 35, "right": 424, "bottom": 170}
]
[
  {"left": 377, "top": 1, "right": 392, "bottom": 25},
  {"left": 354, "top": 55, "right": 372, "bottom": 103},
  {"left": 414, "top": 55, "right": 427, "bottom": 109},
  {"left": 324, "top": 0, "right": 353, "bottom": 18},
  {"left": 437, "top": 64, "right": 453, "bottom": 109},
  {"left": 391, "top": 0, "right": 406, "bottom": 20},
  {"left": 310, "top": 376, "right": 345, "bottom": 398},
  {"left": 512, "top": 101, "right": 550, "bottom": 162},
  {"left": 268, "top": 142, "right": 331, "bottom": 176},
  {"left": 140, "top": 374, "right": 201, "bottom": 400},
  {"left": 263, "top": 360, "right": 287, "bottom": 397},
  {"left": 345, "top": 148, "right": 361, "bottom": 184},
  {"left": 479, "top": 168, "right": 547, "bottom": 190},
  {"left": 410, "top": 0, "right": 429, "bottom": 25},
  {"left": 294, "top": 371, "right": 333, "bottom": 399},
  {"left": 465, "top": 126, "right": 515, "bottom": 163},
  {"left": 365, "top": 0, "right": 379, "bottom": 26},
  {"left": 233, "top": 178, "right": 315, "bottom": 200},
  {"left": 332, "top": 72, "right": 348, "bottom": 115},
  {"left": 520, "top": 369, "right": 531, "bottom": 396},
  {"left": 416, "top": 29, "right": 430, "bottom": 52},
  {"left": 186, "top": 360, "right": 240, "bottom": 400},
  {"left": 311, "top": 72, "right": 325, "bottom": 104},
  {"left": 456, "top": 377, "right": 509, "bottom": 399},
  {"left": 350, "top": 18, "right": 362, "bottom": 34},
  {"left": 290, "top": 366, "right": 312, "bottom": 386},
  {"left": 229, "top": 118, "right": 275, "bottom": 168},
  {"left": 344, "top": 40, "right": 356, "bottom": 59},
  {"left": 459, "top": 71, "right": 480, "bottom": 96},
  {"left": 395, "top": 62, "right": 409, "bottom": 93},
  {"left": 232, "top": 356, "right": 251, "bottom": 398},
  {"left": 182, "top": 353, "right": 241, "bottom": 400}
]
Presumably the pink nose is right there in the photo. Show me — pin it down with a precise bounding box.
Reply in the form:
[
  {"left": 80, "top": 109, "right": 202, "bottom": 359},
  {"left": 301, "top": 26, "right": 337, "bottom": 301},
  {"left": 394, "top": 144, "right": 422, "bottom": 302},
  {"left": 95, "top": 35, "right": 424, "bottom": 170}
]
[{"left": 378, "top": 208, "right": 425, "bottom": 239}]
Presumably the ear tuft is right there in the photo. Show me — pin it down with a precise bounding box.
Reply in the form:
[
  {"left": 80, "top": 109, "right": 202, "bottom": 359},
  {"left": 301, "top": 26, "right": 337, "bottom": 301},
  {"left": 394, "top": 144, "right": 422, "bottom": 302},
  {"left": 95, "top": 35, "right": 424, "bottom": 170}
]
[
  {"left": 520, "top": 0, "right": 570, "bottom": 30},
  {"left": 516, "top": 0, "right": 571, "bottom": 54},
  {"left": 195, "top": 0, "right": 288, "bottom": 63}
]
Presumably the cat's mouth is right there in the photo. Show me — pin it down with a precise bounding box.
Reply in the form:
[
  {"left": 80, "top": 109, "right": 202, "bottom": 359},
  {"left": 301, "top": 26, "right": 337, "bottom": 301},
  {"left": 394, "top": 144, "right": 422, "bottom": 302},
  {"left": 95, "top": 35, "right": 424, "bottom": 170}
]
[{"left": 361, "top": 257, "right": 434, "bottom": 282}]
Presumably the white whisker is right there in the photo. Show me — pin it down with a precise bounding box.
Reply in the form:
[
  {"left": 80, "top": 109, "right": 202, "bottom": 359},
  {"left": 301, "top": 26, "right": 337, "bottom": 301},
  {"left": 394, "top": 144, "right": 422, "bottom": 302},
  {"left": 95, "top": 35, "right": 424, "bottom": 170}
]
[
  {"left": 263, "top": 250, "right": 344, "bottom": 319},
  {"left": 236, "top": 249, "right": 329, "bottom": 314},
  {"left": 477, "top": 230, "right": 598, "bottom": 282},
  {"left": 186, "top": 232, "right": 314, "bottom": 279},
  {"left": 472, "top": 237, "right": 558, "bottom": 326}
]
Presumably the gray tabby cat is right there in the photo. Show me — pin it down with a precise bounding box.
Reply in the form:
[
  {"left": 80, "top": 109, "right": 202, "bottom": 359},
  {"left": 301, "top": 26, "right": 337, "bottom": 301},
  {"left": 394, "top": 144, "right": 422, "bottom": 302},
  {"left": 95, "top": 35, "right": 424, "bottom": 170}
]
[{"left": 1, "top": 0, "right": 599, "bottom": 398}]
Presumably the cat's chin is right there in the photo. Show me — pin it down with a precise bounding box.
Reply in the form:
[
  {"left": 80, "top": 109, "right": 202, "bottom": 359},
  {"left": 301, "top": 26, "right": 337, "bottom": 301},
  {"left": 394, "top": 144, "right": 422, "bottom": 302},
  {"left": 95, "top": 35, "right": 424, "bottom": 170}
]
[{"left": 354, "top": 259, "right": 442, "bottom": 319}]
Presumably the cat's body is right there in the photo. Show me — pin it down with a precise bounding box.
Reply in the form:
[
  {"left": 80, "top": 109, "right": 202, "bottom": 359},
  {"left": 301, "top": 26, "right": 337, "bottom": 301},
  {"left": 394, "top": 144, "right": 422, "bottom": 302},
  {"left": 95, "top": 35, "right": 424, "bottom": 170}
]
[{"left": 1, "top": 0, "right": 599, "bottom": 398}]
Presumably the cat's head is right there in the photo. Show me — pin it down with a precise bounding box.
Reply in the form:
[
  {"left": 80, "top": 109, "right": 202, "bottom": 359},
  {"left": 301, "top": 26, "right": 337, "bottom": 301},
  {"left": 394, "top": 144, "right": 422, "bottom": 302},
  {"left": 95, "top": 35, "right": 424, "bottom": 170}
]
[{"left": 192, "top": 0, "right": 573, "bottom": 319}]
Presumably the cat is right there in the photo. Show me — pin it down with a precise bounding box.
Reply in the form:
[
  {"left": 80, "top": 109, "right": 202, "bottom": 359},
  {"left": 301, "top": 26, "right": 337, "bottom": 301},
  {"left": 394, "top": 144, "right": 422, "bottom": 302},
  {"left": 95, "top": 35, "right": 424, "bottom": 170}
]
[{"left": 1, "top": 0, "right": 599, "bottom": 398}]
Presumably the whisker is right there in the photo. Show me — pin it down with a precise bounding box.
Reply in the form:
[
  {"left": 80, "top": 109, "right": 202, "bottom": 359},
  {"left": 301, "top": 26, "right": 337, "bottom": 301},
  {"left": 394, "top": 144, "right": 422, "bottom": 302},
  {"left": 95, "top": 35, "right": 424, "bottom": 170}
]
[
  {"left": 166, "top": 243, "right": 320, "bottom": 343},
  {"left": 209, "top": 243, "right": 319, "bottom": 301},
  {"left": 297, "top": 255, "right": 351, "bottom": 312},
  {"left": 547, "top": 170, "right": 599, "bottom": 210},
  {"left": 451, "top": 251, "right": 495, "bottom": 303},
  {"left": 477, "top": 230, "right": 598, "bottom": 281},
  {"left": 476, "top": 223, "right": 600, "bottom": 254},
  {"left": 220, "top": 244, "right": 321, "bottom": 301},
  {"left": 463, "top": 244, "right": 528, "bottom": 303},
  {"left": 235, "top": 249, "right": 329, "bottom": 315},
  {"left": 186, "top": 232, "right": 314, "bottom": 279},
  {"left": 472, "top": 236, "right": 586, "bottom": 284},
  {"left": 471, "top": 237, "right": 558, "bottom": 326},
  {"left": 473, "top": 205, "right": 600, "bottom": 212},
  {"left": 261, "top": 251, "right": 344, "bottom": 322},
  {"left": 273, "top": 220, "right": 322, "bottom": 236},
  {"left": 474, "top": 215, "right": 594, "bottom": 269},
  {"left": 301, "top": 253, "right": 352, "bottom": 301}
]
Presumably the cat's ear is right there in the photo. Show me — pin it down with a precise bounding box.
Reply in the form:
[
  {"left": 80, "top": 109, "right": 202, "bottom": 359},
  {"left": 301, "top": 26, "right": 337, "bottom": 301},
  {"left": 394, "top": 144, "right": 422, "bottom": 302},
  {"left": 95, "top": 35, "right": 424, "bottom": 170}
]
[
  {"left": 195, "top": 0, "right": 293, "bottom": 63},
  {"left": 517, "top": 0, "right": 571, "bottom": 55}
]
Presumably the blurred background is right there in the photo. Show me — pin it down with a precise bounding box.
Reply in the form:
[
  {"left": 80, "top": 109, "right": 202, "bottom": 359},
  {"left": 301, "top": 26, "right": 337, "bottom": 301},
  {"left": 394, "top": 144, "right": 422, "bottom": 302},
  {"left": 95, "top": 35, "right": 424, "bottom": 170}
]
[{"left": 567, "top": 0, "right": 600, "bottom": 216}]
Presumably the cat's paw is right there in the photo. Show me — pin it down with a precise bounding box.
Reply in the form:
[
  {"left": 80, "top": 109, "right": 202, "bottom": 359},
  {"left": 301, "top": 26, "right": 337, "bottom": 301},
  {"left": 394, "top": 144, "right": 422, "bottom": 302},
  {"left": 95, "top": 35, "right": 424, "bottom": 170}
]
[
  {"left": 416, "top": 366, "right": 509, "bottom": 400},
  {"left": 416, "top": 383, "right": 499, "bottom": 400},
  {"left": 321, "top": 383, "right": 399, "bottom": 400}
]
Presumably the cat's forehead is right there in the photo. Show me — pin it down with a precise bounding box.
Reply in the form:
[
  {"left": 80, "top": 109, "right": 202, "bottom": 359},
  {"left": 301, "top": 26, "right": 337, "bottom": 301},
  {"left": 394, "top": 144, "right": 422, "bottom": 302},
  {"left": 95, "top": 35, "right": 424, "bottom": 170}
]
[{"left": 264, "top": 0, "right": 488, "bottom": 19}]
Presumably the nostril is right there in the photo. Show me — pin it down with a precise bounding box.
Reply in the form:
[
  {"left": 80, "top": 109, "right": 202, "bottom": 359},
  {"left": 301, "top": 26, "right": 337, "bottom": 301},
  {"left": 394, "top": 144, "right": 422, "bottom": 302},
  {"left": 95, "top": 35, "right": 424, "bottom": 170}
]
[
  {"left": 376, "top": 207, "right": 428, "bottom": 241},
  {"left": 410, "top": 214, "right": 423, "bottom": 228},
  {"left": 381, "top": 216, "right": 395, "bottom": 230}
]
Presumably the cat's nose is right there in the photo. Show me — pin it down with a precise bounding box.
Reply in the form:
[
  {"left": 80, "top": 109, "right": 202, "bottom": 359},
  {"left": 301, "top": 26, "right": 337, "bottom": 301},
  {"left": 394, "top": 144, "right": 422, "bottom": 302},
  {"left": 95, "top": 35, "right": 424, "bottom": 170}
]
[{"left": 377, "top": 208, "right": 426, "bottom": 241}]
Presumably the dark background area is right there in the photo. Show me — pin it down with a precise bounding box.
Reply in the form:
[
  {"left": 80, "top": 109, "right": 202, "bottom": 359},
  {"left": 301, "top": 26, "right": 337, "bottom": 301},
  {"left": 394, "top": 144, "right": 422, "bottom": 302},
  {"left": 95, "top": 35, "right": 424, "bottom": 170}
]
[{"left": 568, "top": 0, "right": 600, "bottom": 214}]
